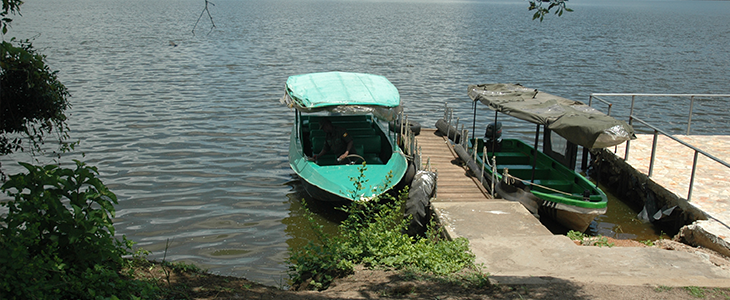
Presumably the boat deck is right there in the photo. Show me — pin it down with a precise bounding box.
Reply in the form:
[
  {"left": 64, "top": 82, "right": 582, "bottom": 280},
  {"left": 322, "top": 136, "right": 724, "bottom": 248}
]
[
  {"left": 612, "top": 134, "right": 730, "bottom": 248},
  {"left": 417, "top": 129, "right": 730, "bottom": 286}
]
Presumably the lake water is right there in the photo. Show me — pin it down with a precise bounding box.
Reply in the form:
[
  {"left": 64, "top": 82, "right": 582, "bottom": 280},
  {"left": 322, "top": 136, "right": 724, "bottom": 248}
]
[{"left": 3, "top": 0, "right": 729, "bottom": 285}]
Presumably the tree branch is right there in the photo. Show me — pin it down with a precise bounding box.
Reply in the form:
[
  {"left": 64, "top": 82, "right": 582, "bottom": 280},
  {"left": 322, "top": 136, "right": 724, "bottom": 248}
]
[
  {"left": 528, "top": 0, "right": 573, "bottom": 22},
  {"left": 192, "top": 0, "right": 216, "bottom": 36}
]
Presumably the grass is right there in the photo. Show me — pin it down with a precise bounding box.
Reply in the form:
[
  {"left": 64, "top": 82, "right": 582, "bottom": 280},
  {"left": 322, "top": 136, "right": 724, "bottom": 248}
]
[
  {"left": 685, "top": 286, "right": 706, "bottom": 298},
  {"left": 566, "top": 230, "right": 614, "bottom": 247},
  {"left": 655, "top": 285, "right": 672, "bottom": 292},
  {"left": 640, "top": 240, "right": 655, "bottom": 247}
]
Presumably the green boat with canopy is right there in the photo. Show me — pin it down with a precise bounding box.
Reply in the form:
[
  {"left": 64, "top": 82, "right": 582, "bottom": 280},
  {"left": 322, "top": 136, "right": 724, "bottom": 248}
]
[
  {"left": 282, "top": 72, "right": 408, "bottom": 202},
  {"left": 464, "top": 83, "right": 635, "bottom": 232}
]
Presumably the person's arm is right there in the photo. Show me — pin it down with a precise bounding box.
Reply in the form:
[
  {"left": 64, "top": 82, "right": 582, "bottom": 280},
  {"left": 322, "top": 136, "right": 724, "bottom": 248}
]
[
  {"left": 338, "top": 140, "right": 353, "bottom": 161},
  {"left": 312, "top": 147, "right": 327, "bottom": 161}
]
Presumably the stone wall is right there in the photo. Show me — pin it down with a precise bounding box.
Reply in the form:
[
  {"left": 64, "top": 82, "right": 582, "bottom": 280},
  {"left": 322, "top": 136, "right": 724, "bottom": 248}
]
[{"left": 588, "top": 148, "right": 708, "bottom": 236}]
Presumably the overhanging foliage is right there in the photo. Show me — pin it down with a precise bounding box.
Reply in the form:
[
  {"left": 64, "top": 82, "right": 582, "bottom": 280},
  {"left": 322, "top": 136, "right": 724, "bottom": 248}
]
[{"left": 1, "top": 39, "right": 71, "bottom": 157}]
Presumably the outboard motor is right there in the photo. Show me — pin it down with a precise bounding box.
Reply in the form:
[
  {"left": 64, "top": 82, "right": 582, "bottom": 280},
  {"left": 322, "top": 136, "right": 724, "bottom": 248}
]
[{"left": 484, "top": 121, "right": 502, "bottom": 152}]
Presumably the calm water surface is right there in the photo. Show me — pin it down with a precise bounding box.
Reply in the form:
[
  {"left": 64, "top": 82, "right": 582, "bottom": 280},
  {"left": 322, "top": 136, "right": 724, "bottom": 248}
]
[{"left": 3, "top": 0, "right": 729, "bottom": 285}]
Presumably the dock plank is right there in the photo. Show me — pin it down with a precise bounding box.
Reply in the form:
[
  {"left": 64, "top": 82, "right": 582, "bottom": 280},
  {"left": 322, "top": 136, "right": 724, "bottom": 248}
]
[{"left": 416, "top": 129, "right": 491, "bottom": 201}]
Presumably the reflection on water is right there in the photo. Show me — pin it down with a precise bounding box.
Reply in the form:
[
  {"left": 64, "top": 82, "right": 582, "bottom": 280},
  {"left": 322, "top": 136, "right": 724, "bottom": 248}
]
[
  {"left": 282, "top": 178, "right": 345, "bottom": 252},
  {"left": 590, "top": 182, "right": 663, "bottom": 241},
  {"left": 539, "top": 175, "right": 662, "bottom": 240}
]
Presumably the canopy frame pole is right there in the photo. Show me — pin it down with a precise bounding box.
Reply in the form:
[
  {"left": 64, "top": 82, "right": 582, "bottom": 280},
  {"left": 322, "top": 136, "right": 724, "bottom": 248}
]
[
  {"left": 531, "top": 124, "right": 540, "bottom": 183},
  {"left": 491, "top": 110, "right": 498, "bottom": 158},
  {"left": 295, "top": 110, "right": 300, "bottom": 141},
  {"left": 581, "top": 146, "right": 589, "bottom": 171},
  {"left": 472, "top": 100, "right": 477, "bottom": 145}
]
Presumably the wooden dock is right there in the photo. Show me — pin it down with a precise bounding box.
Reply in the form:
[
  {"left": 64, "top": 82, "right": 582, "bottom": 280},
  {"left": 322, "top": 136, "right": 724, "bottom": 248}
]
[{"left": 416, "top": 129, "right": 491, "bottom": 202}]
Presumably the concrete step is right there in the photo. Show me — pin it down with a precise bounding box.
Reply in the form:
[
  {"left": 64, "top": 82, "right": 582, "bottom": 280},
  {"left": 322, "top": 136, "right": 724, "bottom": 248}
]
[{"left": 435, "top": 201, "right": 730, "bottom": 287}]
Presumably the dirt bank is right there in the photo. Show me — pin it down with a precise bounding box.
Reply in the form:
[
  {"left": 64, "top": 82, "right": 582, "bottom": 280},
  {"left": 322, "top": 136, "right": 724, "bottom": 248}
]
[{"left": 133, "top": 237, "right": 730, "bottom": 299}]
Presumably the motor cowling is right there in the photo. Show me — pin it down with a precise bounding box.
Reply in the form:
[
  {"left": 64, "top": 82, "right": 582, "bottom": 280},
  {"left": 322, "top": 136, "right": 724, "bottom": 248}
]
[
  {"left": 485, "top": 121, "right": 502, "bottom": 141},
  {"left": 484, "top": 122, "right": 503, "bottom": 152}
]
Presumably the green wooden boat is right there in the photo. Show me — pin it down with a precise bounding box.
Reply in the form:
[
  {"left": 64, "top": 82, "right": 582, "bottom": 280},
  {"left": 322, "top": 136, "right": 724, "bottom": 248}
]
[
  {"left": 465, "top": 83, "right": 635, "bottom": 232},
  {"left": 283, "top": 72, "right": 408, "bottom": 202}
]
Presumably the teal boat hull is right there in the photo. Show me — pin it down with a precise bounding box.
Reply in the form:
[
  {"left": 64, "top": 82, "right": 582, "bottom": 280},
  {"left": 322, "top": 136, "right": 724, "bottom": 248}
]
[{"left": 289, "top": 115, "right": 408, "bottom": 202}]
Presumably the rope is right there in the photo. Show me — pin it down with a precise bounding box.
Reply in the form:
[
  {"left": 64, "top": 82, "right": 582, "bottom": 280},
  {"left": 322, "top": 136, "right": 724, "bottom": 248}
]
[{"left": 500, "top": 169, "right": 575, "bottom": 197}]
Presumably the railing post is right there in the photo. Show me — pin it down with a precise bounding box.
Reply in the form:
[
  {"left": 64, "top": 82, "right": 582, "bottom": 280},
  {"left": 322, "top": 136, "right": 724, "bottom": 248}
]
[
  {"left": 473, "top": 137, "right": 478, "bottom": 160},
  {"left": 630, "top": 95, "right": 636, "bottom": 118},
  {"left": 491, "top": 156, "right": 497, "bottom": 197},
  {"left": 624, "top": 95, "right": 636, "bottom": 161},
  {"left": 648, "top": 130, "right": 658, "bottom": 177},
  {"left": 455, "top": 117, "right": 460, "bottom": 143},
  {"left": 481, "top": 145, "right": 486, "bottom": 188},
  {"left": 607, "top": 103, "right": 613, "bottom": 116},
  {"left": 688, "top": 150, "right": 699, "bottom": 202},
  {"left": 687, "top": 95, "right": 695, "bottom": 135},
  {"left": 624, "top": 121, "right": 632, "bottom": 161},
  {"left": 446, "top": 107, "right": 452, "bottom": 142}
]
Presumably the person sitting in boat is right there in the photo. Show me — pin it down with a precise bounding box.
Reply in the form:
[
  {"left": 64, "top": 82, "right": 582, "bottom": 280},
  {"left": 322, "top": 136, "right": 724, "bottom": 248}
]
[{"left": 311, "top": 118, "right": 355, "bottom": 164}]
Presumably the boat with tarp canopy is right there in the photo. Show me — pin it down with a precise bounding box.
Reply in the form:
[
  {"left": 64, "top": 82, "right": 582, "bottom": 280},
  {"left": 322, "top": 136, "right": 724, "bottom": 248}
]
[
  {"left": 468, "top": 83, "right": 635, "bottom": 149},
  {"left": 282, "top": 72, "right": 408, "bottom": 202},
  {"left": 465, "top": 83, "right": 635, "bottom": 232}
]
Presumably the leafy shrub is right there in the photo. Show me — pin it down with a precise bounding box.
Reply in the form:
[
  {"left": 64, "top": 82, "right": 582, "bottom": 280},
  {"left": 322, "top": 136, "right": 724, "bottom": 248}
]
[
  {"left": 288, "top": 185, "right": 476, "bottom": 290},
  {"left": 0, "top": 161, "right": 156, "bottom": 299},
  {"left": 567, "top": 230, "right": 586, "bottom": 241}
]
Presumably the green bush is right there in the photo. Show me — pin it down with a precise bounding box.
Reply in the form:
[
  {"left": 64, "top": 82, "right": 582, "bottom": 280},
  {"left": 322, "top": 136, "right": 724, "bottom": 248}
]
[
  {"left": 288, "top": 185, "right": 477, "bottom": 290},
  {"left": 0, "top": 161, "right": 156, "bottom": 299}
]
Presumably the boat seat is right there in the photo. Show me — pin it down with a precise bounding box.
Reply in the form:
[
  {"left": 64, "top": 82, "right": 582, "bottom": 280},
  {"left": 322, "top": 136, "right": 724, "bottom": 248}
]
[{"left": 491, "top": 152, "right": 532, "bottom": 165}]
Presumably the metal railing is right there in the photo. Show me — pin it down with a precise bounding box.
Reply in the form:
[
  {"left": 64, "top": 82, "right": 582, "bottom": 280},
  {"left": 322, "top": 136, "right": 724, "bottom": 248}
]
[
  {"left": 589, "top": 93, "right": 730, "bottom": 201},
  {"left": 395, "top": 111, "right": 431, "bottom": 172}
]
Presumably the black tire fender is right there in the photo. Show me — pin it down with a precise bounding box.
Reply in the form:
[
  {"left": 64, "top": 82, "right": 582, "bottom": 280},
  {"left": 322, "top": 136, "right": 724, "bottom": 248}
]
[
  {"left": 404, "top": 170, "right": 437, "bottom": 236},
  {"left": 389, "top": 120, "right": 421, "bottom": 136}
]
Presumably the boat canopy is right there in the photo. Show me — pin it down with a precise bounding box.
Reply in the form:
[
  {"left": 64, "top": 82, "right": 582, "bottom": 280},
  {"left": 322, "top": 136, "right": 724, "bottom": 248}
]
[
  {"left": 282, "top": 72, "right": 402, "bottom": 121},
  {"left": 468, "top": 83, "right": 635, "bottom": 149}
]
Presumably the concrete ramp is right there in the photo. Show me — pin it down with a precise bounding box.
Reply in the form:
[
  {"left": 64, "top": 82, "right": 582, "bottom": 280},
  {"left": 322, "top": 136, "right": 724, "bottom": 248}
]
[{"left": 417, "top": 129, "right": 730, "bottom": 287}]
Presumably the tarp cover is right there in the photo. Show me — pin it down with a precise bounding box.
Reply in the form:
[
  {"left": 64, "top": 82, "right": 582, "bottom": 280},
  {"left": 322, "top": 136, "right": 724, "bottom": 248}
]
[
  {"left": 282, "top": 72, "right": 401, "bottom": 120},
  {"left": 468, "top": 83, "right": 635, "bottom": 149}
]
